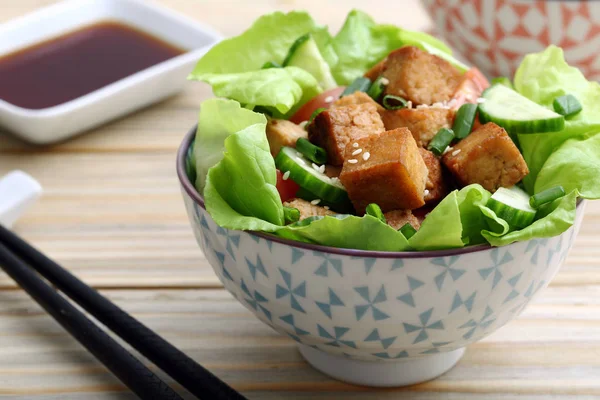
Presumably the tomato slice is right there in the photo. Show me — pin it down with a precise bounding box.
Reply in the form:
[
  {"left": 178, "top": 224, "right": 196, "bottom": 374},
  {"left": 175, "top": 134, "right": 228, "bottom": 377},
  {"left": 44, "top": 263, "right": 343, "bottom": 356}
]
[
  {"left": 289, "top": 87, "right": 346, "bottom": 124},
  {"left": 451, "top": 67, "right": 490, "bottom": 110},
  {"left": 276, "top": 169, "right": 300, "bottom": 202}
]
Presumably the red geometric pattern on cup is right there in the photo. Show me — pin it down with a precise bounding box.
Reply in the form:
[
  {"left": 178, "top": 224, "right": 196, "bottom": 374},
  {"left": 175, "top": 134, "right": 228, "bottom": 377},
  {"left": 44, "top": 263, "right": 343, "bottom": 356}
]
[{"left": 421, "top": 0, "right": 600, "bottom": 80}]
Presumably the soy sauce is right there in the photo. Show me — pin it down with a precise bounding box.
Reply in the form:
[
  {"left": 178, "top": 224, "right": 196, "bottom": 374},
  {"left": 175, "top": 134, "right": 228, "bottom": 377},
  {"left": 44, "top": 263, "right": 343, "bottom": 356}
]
[{"left": 0, "top": 21, "right": 185, "bottom": 109}]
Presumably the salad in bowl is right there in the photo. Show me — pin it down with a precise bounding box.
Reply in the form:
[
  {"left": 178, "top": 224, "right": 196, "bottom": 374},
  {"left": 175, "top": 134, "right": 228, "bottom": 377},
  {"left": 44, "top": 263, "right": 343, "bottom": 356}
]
[
  {"left": 186, "top": 10, "right": 600, "bottom": 252},
  {"left": 178, "top": 9, "right": 599, "bottom": 387}
]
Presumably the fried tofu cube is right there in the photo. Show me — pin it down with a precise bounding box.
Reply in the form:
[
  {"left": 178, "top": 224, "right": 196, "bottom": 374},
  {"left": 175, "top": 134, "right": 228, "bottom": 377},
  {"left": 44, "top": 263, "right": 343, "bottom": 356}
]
[
  {"left": 384, "top": 210, "right": 421, "bottom": 230},
  {"left": 308, "top": 103, "right": 385, "bottom": 166},
  {"left": 324, "top": 164, "right": 342, "bottom": 179},
  {"left": 382, "top": 46, "right": 462, "bottom": 105},
  {"left": 339, "top": 128, "right": 428, "bottom": 213},
  {"left": 379, "top": 107, "right": 455, "bottom": 147},
  {"left": 419, "top": 148, "right": 448, "bottom": 203},
  {"left": 283, "top": 198, "right": 336, "bottom": 221},
  {"left": 442, "top": 122, "right": 529, "bottom": 192},
  {"left": 266, "top": 119, "right": 307, "bottom": 157},
  {"left": 332, "top": 91, "right": 384, "bottom": 112},
  {"left": 364, "top": 58, "right": 387, "bottom": 81}
]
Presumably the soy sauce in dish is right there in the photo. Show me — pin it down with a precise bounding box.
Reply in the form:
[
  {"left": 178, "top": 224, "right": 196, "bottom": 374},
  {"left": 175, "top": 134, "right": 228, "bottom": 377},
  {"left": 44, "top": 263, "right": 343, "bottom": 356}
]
[{"left": 0, "top": 21, "right": 185, "bottom": 110}]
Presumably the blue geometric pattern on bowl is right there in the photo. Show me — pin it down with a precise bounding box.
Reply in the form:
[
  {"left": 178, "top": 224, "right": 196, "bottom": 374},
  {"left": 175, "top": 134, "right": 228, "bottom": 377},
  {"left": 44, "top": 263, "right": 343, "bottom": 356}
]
[{"left": 182, "top": 190, "right": 583, "bottom": 362}]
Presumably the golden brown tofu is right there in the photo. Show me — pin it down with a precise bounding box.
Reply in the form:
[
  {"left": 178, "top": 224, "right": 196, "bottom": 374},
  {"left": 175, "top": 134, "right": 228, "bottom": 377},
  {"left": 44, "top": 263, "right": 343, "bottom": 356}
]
[
  {"left": 266, "top": 119, "right": 307, "bottom": 157},
  {"left": 324, "top": 164, "right": 342, "bottom": 179},
  {"left": 419, "top": 148, "right": 448, "bottom": 203},
  {"left": 384, "top": 210, "right": 421, "bottom": 230},
  {"left": 364, "top": 58, "right": 387, "bottom": 81},
  {"left": 339, "top": 128, "right": 428, "bottom": 213},
  {"left": 379, "top": 107, "right": 455, "bottom": 147},
  {"left": 382, "top": 46, "right": 462, "bottom": 105},
  {"left": 283, "top": 198, "right": 336, "bottom": 221},
  {"left": 308, "top": 103, "right": 385, "bottom": 166},
  {"left": 442, "top": 122, "right": 529, "bottom": 192},
  {"left": 332, "top": 91, "right": 384, "bottom": 112}
]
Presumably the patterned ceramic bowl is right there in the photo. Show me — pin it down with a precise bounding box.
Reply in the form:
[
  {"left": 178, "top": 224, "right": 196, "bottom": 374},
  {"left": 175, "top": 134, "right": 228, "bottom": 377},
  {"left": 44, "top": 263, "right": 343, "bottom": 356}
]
[
  {"left": 420, "top": 0, "right": 600, "bottom": 80},
  {"left": 177, "top": 128, "right": 585, "bottom": 387}
]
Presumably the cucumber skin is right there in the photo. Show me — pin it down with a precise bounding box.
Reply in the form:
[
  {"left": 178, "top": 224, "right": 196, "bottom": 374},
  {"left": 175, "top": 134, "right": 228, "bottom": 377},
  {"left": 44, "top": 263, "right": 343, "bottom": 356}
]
[
  {"left": 275, "top": 147, "right": 350, "bottom": 206},
  {"left": 296, "top": 187, "right": 355, "bottom": 214},
  {"left": 478, "top": 85, "right": 565, "bottom": 134},
  {"left": 282, "top": 34, "right": 311, "bottom": 67},
  {"left": 487, "top": 197, "right": 536, "bottom": 229},
  {"left": 478, "top": 108, "right": 565, "bottom": 135}
]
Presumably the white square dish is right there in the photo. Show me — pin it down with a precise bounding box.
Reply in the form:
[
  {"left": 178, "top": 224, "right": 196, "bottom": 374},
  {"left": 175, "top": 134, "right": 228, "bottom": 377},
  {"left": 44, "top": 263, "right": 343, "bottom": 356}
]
[{"left": 0, "top": 0, "right": 221, "bottom": 145}]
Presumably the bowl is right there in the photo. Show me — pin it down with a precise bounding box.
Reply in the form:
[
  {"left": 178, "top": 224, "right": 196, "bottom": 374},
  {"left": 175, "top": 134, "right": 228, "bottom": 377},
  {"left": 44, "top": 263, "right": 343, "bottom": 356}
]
[
  {"left": 420, "top": 0, "right": 600, "bottom": 80},
  {"left": 177, "top": 127, "right": 585, "bottom": 387},
  {"left": 0, "top": 0, "right": 221, "bottom": 144}
]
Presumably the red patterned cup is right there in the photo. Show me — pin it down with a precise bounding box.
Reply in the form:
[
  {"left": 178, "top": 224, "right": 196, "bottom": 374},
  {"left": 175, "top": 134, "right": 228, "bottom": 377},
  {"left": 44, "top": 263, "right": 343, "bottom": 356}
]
[{"left": 420, "top": 0, "right": 600, "bottom": 79}]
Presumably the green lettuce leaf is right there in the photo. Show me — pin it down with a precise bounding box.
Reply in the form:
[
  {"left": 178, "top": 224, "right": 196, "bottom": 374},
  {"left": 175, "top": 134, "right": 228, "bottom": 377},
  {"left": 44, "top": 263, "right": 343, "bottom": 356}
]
[
  {"left": 330, "top": 10, "right": 457, "bottom": 85},
  {"left": 190, "top": 11, "right": 332, "bottom": 75},
  {"left": 204, "top": 120, "right": 284, "bottom": 227},
  {"left": 482, "top": 190, "right": 578, "bottom": 246},
  {"left": 193, "top": 67, "right": 321, "bottom": 115},
  {"left": 514, "top": 45, "right": 600, "bottom": 191},
  {"left": 408, "top": 192, "right": 463, "bottom": 250},
  {"left": 194, "top": 99, "right": 267, "bottom": 193},
  {"left": 456, "top": 185, "right": 492, "bottom": 245},
  {"left": 535, "top": 133, "right": 600, "bottom": 199},
  {"left": 275, "top": 215, "right": 410, "bottom": 251}
]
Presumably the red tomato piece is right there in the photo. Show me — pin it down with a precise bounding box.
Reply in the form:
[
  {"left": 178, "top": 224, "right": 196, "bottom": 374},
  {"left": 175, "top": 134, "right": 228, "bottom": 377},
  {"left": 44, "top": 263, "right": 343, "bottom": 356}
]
[
  {"left": 450, "top": 67, "right": 490, "bottom": 110},
  {"left": 276, "top": 169, "right": 300, "bottom": 202},
  {"left": 289, "top": 87, "right": 346, "bottom": 124}
]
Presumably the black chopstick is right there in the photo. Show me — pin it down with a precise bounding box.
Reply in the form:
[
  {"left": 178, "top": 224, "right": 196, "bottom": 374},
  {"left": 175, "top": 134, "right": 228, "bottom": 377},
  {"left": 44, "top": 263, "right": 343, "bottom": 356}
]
[
  {"left": 0, "top": 242, "right": 183, "bottom": 400},
  {"left": 0, "top": 225, "right": 247, "bottom": 400}
]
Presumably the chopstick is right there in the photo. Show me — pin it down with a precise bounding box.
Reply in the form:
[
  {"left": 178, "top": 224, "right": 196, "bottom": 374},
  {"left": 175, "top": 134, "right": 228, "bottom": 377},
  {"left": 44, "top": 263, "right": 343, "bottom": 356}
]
[
  {"left": 0, "top": 225, "right": 247, "bottom": 400},
  {"left": 0, "top": 242, "right": 183, "bottom": 400}
]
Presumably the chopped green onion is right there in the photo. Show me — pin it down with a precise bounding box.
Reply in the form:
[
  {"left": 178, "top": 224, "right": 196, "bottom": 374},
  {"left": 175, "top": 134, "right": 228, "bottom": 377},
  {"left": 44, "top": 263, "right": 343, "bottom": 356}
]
[
  {"left": 399, "top": 223, "right": 417, "bottom": 239},
  {"left": 262, "top": 61, "right": 282, "bottom": 69},
  {"left": 453, "top": 103, "right": 478, "bottom": 140},
  {"left": 382, "top": 95, "right": 408, "bottom": 110},
  {"left": 553, "top": 94, "right": 582, "bottom": 118},
  {"left": 365, "top": 203, "right": 386, "bottom": 223},
  {"left": 308, "top": 107, "right": 327, "bottom": 124},
  {"left": 491, "top": 76, "right": 513, "bottom": 89},
  {"left": 283, "top": 206, "right": 300, "bottom": 224},
  {"left": 428, "top": 128, "right": 455, "bottom": 156},
  {"left": 367, "top": 76, "right": 387, "bottom": 100},
  {"left": 341, "top": 77, "right": 371, "bottom": 97},
  {"left": 296, "top": 138, "right": 327, "bottom": 164},
  {"left": 529, "top": 186, "right": 566, "bottom": 208}
]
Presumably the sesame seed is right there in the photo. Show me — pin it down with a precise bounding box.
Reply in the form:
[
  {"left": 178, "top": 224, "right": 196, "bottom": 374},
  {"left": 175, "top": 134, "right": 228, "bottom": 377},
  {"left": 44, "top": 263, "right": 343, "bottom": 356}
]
[
  {"left": 324, "top": 96, "right": 334, "bottom": 103},
  {"left": 311, "top": 199, "right": 321, "bottom": 205},
  {"left": 452, "top": 149, "right": 462, "bottom": 156},
  {"left": 324, "top": 206, "right": 330, "bottom": 210},
  {"left": 330, "top": 177, "right": 340, "bottom": 184},
  {"left": 319, "top": 164, "right": 326, "bottom": 173},
  {"left": 443, "top": 146, "right": 453, "bottom": 155},
  {"left": 424, "top": 189, "right": 430, "bottom": 196},
  {"left": 347, "top": 159, "right": 358, "bottom": 164},
  {"left": 299, "top": 120, "right": 308, "bottom": 128},
  {"left": 380, "top": 77, "right": 390, "bottom": 85},
  {"left": 407, "top": 101, "right": 413, "bottom": 109},
  {"left": 465, "top": 94, "right": 473, "bottom": 100},
  {"left": 282, "top": 171, "right": 290, "bottom": 180},
  {"left": 352, "top": 143, "right": 359, "bottom": 148},
  {"left": 363, "top": 152, "right": 371, "bottom": 161},
  {"left": 352, "top": 148, "right": 363, "bottom": 156},
  {"left": 312, "top": 163, "right": 321, "bottom": 172},
  {"left": 416, "top": 104, "right": 429, "bottom": 109},
  {"left": 476, "top": 97, "right": 486, "bottom": 104}
]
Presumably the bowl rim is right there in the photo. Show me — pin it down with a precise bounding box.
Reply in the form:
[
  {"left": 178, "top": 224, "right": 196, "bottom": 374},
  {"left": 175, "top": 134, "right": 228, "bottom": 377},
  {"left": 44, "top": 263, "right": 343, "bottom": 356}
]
[{"left": 177, "top": 125, "right": 579, "bottom": 259}]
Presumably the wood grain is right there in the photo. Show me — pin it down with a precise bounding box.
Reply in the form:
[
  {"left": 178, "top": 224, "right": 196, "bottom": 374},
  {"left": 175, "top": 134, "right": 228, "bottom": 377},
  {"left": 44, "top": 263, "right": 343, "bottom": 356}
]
[{"left": 0, "top": 0, "right": 599, "bottom": 399}]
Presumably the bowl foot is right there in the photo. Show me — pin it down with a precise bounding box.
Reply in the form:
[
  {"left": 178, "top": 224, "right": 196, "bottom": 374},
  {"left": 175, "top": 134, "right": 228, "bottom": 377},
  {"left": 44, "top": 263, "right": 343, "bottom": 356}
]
[{"left": 298, "top": 345, "right": 465, "bottom": 387}]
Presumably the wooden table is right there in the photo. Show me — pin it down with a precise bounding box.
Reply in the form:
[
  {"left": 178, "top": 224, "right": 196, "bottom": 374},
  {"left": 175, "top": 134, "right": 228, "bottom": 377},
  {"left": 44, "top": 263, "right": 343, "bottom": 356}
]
[{"left": 1, "top": 1, "right": 599, "bottom": 398}]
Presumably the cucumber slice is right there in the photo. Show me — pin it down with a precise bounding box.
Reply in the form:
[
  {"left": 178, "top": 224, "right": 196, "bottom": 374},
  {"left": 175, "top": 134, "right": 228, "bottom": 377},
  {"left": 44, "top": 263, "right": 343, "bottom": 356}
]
[
  {"left": 283, "top": 34, "right": 337, "bottom": 90},
  {"left": 479, "top": 84, "right": 565, "bottom": 134},
  {"left": 275, "top": 146, "right": 349, "bottom": 205},
  {"left": 487, "top": 186, "right": 537, "bottom": 229}
]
